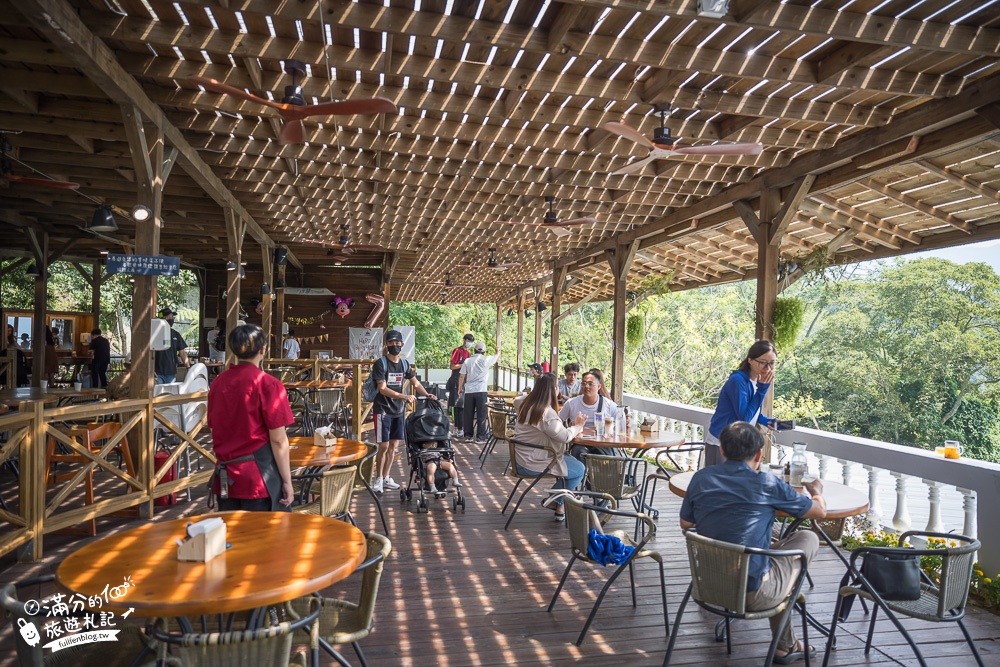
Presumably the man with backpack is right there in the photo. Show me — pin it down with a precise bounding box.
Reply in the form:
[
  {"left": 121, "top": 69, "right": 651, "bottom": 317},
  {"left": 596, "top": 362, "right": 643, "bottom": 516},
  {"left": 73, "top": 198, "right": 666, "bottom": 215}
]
[{"left": 369, "top": 329, "right": 438, "bottom": 493}]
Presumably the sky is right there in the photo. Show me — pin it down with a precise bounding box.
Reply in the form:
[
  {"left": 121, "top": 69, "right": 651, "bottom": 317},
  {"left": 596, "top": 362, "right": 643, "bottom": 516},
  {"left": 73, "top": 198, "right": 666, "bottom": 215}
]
[{"left": 852, "top": 238, "right": 1000, "bottom": 273}]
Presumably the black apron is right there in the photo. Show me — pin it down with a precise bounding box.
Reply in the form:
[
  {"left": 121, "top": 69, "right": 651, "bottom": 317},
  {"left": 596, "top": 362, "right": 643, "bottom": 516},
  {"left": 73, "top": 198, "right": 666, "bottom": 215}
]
[{"left": 209, "top": 443, "right": 287, "bottom": 512}]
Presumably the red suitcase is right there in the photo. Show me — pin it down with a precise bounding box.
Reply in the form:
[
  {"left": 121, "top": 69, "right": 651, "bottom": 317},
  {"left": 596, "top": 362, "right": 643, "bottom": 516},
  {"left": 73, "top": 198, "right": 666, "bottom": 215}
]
[{"left": 154, "top": 450, "right": 178, "bottom": 506}]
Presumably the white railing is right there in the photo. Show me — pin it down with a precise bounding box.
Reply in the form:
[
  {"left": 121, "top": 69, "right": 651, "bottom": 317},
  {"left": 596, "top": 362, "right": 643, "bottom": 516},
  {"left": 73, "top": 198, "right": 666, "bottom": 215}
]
[{"left": 623, "top": 393, "right": 1000, "bottom": 574}]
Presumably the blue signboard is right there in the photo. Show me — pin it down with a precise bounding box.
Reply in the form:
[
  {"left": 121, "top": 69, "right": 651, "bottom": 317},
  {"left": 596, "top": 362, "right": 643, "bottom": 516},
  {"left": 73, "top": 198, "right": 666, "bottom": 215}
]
[{"left": 106, "top": 253, "right": 181, "bottom": 277}]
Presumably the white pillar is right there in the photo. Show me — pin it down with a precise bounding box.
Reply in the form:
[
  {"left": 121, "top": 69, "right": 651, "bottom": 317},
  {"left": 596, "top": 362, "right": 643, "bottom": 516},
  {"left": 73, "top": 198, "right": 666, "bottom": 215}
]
[
  {"left": 959, "top": 487, "right": 978, "bottom": 538},
  {"left": 922, "top": 480, "right": 945, "bottom": 533},
  {"left": 864, "top": 466, "right": 883, "bottom": 519},
  {"left": 891, "top": 472, "right": 911, "bottom": 533}
]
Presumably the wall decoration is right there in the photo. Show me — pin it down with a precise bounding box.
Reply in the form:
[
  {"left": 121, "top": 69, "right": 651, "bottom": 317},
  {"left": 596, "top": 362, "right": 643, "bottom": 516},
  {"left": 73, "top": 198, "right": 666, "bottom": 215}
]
[
  {"left": 364, "top": 292, "right": 385, "bottom": 329},
  {"left": 333, "top": 297, "right": 355, "bottom": 318},
  {"left": 287, "top": 309, "right": 332, "bottom": 326},
  {"left": 349, "top": 327, "right": 383, "bottom": 359}
]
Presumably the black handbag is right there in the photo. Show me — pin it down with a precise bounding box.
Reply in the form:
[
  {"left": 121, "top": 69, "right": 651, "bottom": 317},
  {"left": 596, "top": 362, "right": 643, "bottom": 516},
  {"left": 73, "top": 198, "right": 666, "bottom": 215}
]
[{"left": 861, "top": 552, "right": 922, "bottom": 601}]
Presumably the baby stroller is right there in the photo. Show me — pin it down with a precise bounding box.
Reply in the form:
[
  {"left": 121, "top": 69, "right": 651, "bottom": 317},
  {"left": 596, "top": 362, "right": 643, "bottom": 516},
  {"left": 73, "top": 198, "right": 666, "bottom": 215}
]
[{"left": 402, "top": 398, "right": 466, "bottom": 513}]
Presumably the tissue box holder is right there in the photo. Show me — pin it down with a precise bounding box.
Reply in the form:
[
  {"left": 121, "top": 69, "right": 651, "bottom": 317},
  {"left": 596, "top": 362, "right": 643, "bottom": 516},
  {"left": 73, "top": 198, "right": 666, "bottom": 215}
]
[
  {"left": 177, "top": 521, "right": 227, "bottom": 562},
  {"left": 639, "top": 419, "right": 660, "bottom": 434},
  {"left": 314, "top": 428, "right": 337, "bottom": 447}
]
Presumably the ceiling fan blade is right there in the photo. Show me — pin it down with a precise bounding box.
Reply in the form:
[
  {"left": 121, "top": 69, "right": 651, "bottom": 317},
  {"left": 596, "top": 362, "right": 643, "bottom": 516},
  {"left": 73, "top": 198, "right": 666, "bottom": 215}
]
[
  {"left": 2, "top": 174, "right": 80, "bottom": 189},
  {"left": 548, "top": 226, "right": 573, "bottom": 238},
  {"left": 610, "top": 154, "right": 659, "bottom": 176},
  {"left": 294, "top": 97, "right": 398, "bottom": 118},
  {"left": 558, "top": 217, "right": 598, "bottom": 226},
  {"left": 188, "top": 76, "right": 285, "bottom": 111},
  {"left": 602, "top": 122, "right": 654, "bottom": 149},
  {"left": 279, "top": 119, "right": 305, "bottom": 145},
  {"left": 672, "top": 142, "right": 764, "bottom": 156}
]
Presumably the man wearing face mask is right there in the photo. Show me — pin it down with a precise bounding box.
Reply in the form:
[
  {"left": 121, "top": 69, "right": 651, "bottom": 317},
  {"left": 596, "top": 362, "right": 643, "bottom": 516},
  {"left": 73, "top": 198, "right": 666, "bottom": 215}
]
[
  {"left": 446, "top": 333, "right": 475, "bottom": 436},
  {"left": 371, "top": 330, "right": 438, "bottom": 494},
  {"left": 154, "top": 307, "right": 190, "bottom": 384}
]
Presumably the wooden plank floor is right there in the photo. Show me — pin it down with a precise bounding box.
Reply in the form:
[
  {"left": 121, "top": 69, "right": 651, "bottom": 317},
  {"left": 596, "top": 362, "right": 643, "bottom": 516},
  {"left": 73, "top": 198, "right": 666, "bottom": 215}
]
[{"left": 0, "top": 434, "right": 997, "bottom": 666}]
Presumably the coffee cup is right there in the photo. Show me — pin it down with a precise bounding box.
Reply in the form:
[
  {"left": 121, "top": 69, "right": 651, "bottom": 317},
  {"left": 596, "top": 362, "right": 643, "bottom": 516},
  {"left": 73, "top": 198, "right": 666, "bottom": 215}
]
[
  {"left": 944, "top": 440, "right": 963, "bottom": 459},
  {"left": 39, "top": 380, "right": 48, "bottom": 390},
  {"left": 73, "top": 382, "right": 82, "bottom": 392}
]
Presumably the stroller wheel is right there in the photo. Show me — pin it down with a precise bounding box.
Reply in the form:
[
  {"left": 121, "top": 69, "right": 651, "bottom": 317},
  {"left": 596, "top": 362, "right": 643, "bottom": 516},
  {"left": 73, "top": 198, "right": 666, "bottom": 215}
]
[
  {"left": 399, "top": 489, "right": 407, "bottom": 503},
  {"left": 452, "top": 497, "right": 458, "bottom": 512},
  {"left": 418, "top": 499, "right": 428, "bottom": 513},
  {"left": 406, "top": 488, "right": 412, "bottom": 500}
]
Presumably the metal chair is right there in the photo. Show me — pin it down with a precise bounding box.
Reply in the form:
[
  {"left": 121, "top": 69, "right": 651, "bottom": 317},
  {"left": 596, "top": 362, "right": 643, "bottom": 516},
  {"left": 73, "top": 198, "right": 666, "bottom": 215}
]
[
  {"left": 480, "top": 407, "right": 511, "bottom": 469},
  {"left": 663, "top": 529, "right": 812, "bottom": 666},
  {"left": 548, "top": 491, "right": 669, "bottom": 646},
  {"left": 822, "top": 530, "right": 983, "bottom": 667},
  {"left": 287, "top": 533, "right": 391, "bottom": 667},
  {"left": 149, "top": 600, "right": 321, "bottom": 667},
  {"left": 501, "top": 438, "right": 561, "bottom": 531},
  {"left": 581, "top": 452, "right": 647, "bottom": 514},
  {"left": 351, "top": 444, "right": 389, "bottom": 535},
  {"left": 287, "top": 388, "right": 313, "bottom": 436},
  {"left": 653, "top": 441, "right": 705, "bottom": 476},
  {"left": 292, "top": 465, "right": 357, "bottom": 525},
  {"left": 305, "top": 387, "right": 350, "bottom": 437}
]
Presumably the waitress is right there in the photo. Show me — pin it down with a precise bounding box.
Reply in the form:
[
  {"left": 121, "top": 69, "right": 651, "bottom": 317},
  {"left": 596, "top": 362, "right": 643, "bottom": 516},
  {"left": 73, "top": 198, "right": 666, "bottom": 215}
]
[
  {"left": 705, "top": 340, "right": 778, "bottom": 467},
  {"left": 207, "top": 323, "right": 294, "bottom": 511}
]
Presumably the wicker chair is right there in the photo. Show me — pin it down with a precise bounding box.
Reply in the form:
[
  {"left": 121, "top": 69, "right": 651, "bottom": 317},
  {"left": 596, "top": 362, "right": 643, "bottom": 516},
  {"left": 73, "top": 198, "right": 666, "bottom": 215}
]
[
  {"left": 822, "top": 531, "right": 983, "bottom": 667},
  {"left": 501, "top": 438, "right": 561, "bottom": 531},
  {"left": 548, "top": 491, "right": 669, "bottom": 646},
  {"left": 292, "top": 466, "right": 357, "bottom": 524},
  {"left": 148, "top": 601, "right": 321, "bottom": 667},
  {"left": 663, "top": 529, "right": 811, "bottom": 667},
  {"left": 480, "top": 407, "right": 512, "bottom": 469},
  {"left": 287, "top": 533, "right": 392, "bottom": 667},
  {"left": 582, "top": 453, "right": 647, "bottom": 513}
]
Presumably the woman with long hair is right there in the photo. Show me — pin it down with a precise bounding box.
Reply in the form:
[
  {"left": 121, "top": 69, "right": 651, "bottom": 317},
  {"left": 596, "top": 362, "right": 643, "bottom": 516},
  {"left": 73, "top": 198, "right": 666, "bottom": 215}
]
[
  {"left": 705, "top": 340, "right": 778, "bottom": 466},
  {"left": 511, "top": 372, "right": 586, "bottom": 520}
]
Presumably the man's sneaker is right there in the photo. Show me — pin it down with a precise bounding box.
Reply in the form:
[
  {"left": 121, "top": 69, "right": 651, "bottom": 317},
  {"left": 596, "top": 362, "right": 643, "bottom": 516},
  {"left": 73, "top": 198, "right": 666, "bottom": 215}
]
[
  {"left": 372, "top": 476, "right": 384, "bottom": 494},
  {"left": 454, "top": 429, "right": 464, "bottom": 438},
  {"left": 382, "top": 476, "right": 400, "bottom": 490}
]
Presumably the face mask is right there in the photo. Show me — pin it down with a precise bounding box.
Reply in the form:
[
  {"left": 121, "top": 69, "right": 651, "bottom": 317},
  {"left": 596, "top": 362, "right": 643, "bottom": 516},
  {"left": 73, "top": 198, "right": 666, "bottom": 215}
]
[
  {"left": 464, "top": 341, "right": 474, "bottom": 348},
  {"left": 387, "top": 345, "right": 402, "bottom": 355}
]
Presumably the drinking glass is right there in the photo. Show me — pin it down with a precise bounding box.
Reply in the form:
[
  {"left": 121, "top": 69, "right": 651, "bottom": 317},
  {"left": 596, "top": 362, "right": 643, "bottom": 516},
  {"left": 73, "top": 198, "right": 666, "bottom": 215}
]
[{"left": 944, "top": 440, "right": 963, "bottom": 459}]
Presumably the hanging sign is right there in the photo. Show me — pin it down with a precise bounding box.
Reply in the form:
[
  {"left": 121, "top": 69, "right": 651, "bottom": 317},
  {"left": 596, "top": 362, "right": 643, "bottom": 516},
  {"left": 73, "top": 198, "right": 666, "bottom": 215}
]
[{"left": 106, "top": 253, "right": 180, "bottom": 277}]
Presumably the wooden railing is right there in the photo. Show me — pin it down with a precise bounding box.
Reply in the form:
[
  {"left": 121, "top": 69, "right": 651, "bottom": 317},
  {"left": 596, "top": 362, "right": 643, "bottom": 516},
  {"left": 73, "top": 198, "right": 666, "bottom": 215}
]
[
  {"left": 0, "top": 391, "right": 212, "bottom": 561},
  {"left": 496, "top": 364, "right": 533, "bottom": 393},
  {"left": 260, "top": 357, "right": 375, "bottom": 436},
  {"left": 0, "top": 348, "right": 16, "bottom": 388},
  {"left": 622, "top": 393, "right": 1000, "bottom": 574}
]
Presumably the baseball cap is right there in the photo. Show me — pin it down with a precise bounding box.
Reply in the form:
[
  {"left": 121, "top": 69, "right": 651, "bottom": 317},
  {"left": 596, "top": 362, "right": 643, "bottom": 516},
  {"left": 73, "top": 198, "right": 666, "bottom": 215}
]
[
  {"left": 527, "top": 362, "right": 543, "bottom": 372},
  {"left": 385, "top": 330, "right": 403, "bottom": 343},
  {"left": 159, "top": 307, "right": 176, "bottom": 317},
  {"left": 474, "top": 342, "right": 486, "bottom": 353},
  {"left": 463, "top": 333, "right": 475, "bottom": 341}
]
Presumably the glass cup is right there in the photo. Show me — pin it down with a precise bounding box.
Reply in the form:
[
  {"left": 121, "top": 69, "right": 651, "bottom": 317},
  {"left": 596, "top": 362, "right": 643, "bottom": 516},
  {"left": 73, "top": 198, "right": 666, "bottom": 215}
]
[
  {"left": 39, "top": 380, "right": 48, "bottom": 390},
  {"left": 944, "top": 440, "right": 963, "bottom": 459},
  {"left": 73, "top": 382, "right": 82, "bottom": 392},
  {"left": 594, "top": 414, "right": 605, "bottom": 437},
  {"left": 935, "top": 446, "right": 946, "bottom": 456},
  {"left": 605, "top": 416, "right": 615, "bottom": 436}
]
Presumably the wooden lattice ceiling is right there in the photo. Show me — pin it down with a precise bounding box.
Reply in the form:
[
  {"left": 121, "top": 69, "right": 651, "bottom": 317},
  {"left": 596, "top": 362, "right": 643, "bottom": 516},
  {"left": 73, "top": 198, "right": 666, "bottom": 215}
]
[{"left": 0, "top": 0, "right": 998, "bottom": 305}]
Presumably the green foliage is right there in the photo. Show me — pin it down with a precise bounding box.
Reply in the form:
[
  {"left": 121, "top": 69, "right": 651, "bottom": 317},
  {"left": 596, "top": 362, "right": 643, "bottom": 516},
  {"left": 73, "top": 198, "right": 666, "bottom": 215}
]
[
  {"left": 625, "top": 311, "right": 644, "bottom": 349},
  {"left": 772, "top": 296, "right": 804, "bottom": 352},
  {"left": 389, "top": 302, "right": 499, "bottom": 367}
]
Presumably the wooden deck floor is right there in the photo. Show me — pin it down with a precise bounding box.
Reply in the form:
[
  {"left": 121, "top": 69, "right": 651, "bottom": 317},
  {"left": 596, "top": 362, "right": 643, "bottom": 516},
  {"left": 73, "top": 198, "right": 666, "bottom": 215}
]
[{"left": 1, "top": 434, "right": 998, "bottom": 666}]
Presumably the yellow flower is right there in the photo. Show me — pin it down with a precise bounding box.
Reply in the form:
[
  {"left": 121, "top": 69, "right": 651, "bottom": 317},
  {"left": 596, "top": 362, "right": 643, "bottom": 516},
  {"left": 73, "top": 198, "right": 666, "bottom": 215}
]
[
  {"left": 985, "top": 578, "right": 992, "bottom": 584},
  {"left": 975, "top": 569, "right": 984, "bottom": 576},
  {"left": 949, "top": 540, "right": 958, "bottom": 547}
]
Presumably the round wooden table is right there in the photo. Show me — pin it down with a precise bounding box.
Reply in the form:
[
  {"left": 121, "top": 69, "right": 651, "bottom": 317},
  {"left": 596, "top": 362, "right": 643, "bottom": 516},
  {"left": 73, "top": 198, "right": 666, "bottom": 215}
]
[
  {"left": 487, "top": 390, "right": 520, "bottom": 400},
  {"left": 56, "top": 511, "right": 367, "bottom": 618},
  {"left": 573, "top": 429, "right": 687, "bottom": 450},
  {"left": 667, "top": 471, "right": 871, "bottom": 519},
  {"left": 0, "top": 388, "right": 62, "bottom": 409},
  {"left": 288, "top": 437, "right": 369, "bottom": 467}
]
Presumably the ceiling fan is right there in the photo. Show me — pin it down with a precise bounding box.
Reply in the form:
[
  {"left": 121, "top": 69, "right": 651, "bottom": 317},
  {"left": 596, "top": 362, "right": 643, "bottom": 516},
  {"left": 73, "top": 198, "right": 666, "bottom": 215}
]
[
  {"left": 188, "top": 60, "right": 397, "bottom": 145},
  {"left": 0, "top": 137, "right": 79, "bottom": 189},
  {"left": 456, "top": 248, "right": 521, "bottom": 272},
  {"left": 603, "top": 104, "right": 764, "bottom": 176},
  {"left": 492, "top": 197, "right": 597, "bottom": 238},
  {"left": 299, "top": 224, "right": 386, "bottom": 257},
  {"left": 427, "top": 272, "right": 477, "bottom": 289}
]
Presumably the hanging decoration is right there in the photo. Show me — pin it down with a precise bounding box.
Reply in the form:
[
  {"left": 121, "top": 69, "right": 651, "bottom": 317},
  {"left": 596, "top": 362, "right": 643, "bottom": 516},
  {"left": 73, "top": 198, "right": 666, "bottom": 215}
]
[
  {"left": 286, "top": 309, "right": 332, "bottom": 326},
  {"left": 364, "top": 293, "right": 385, "bottom": 329},
  {"left": 333, "top": 297, "right": 355, "bottom": 318}
]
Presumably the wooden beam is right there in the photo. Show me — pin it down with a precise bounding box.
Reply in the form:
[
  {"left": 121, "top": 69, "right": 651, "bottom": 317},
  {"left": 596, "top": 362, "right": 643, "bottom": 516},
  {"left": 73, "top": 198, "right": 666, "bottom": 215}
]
[
  {"left": 919, "top": 160, "right": 1000, "bottom": 205},
  {"left": 769, "top": 175, "right": 816, "bottom": 245},
  {"left": 976, "top": 104, "right": 1000, "bottom": 131},
  {"left": 547, "top": 4, "right": 582, "bottom": 53},
  {"left": 734, "top": 199, "right": 761, "bottom": 243},
  {"left": 515, "top": 291, "right": 524, "bottom": 392},
  {"left": 862, "top": 178, "right": 975, "bottom": 234},
  {"left": 0, "top": 257, "right": 30, "bottom": 278},
  {"left": 550, "top": 264, "right": 568, "bottom": 372},
  {"left": 554, "top": 287, "right": 601, "bottom": 323}
]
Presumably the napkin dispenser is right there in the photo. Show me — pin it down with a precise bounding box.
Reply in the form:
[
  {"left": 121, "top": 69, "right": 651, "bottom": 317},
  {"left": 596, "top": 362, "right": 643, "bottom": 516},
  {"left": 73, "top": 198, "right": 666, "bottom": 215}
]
[
  {"left": 639, "top": 418, "right": 660, "bottom": 434},
  {"left": 177, "top": 518, "right": 227, "bottom": 562},
  {"left": 314, "top": 426, "right": 337, "bottom": 447}
]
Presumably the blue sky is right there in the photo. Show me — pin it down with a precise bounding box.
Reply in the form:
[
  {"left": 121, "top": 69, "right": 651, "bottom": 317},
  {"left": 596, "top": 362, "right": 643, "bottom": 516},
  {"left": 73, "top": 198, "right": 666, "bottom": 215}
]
[{"left": 853, "top": 238, "right": 1000, "bottom": 273}]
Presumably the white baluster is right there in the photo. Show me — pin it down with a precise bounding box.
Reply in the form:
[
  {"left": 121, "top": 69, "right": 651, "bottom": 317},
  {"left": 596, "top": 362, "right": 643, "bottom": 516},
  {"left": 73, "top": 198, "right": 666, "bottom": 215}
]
[
  {"left": 817, "top": 455, "right": 830, "bottom": 481},
  {"left": 922, "top": 479, "right": 945, "bottom": 533},
  {"left": 891, "top": 472, "right": 911, "bottom": 533},
  {"left": 864, "top": 466, "right": 883, "bottom": 518},
  {"left": 838, "top": 459, "right": 853, "bottom": 487},
  {"left": 959, "top": 487, "right": 978, "bottom": 538}
]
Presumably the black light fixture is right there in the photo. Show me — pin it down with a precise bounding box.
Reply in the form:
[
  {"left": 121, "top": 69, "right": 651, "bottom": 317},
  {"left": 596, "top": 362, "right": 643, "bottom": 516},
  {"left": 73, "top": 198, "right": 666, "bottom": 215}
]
[
  {"left": 273, "top": 247, "right": 288, "bottom": 265},
  {"left": 130, "top": 204, "right": 152, "bottom": 222},
  {"left": 88, "top": 205, "right": 118, "bottom": 232},
  {"left": 506, "top": 308, "right": 515, "bottom": 317},
  {"left": 537, "top": 301, "right": 547, "bottom": 312},
  {"left": 238, "top": 266, "right": 246, "bottom": 279},
  {"left": 260, "top": 282, "right": 271, "bottom": 295},
  {"left": 25, "top": 263, "right": 40, "bottom": 278},
  {"left": 226, "top": 260, "right": 237, "bottom": 271},
  {"left": 524, "top": 309, "right": 533, "bottom": 317}
]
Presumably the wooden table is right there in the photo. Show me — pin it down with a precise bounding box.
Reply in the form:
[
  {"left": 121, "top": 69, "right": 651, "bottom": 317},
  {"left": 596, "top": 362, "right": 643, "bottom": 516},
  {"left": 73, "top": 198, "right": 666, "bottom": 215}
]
[
  {"left": 573, "top": 429, "right": 687, "bottom": 450},
  {"left": 667, "top": 471, "right": 870, "bottom": 520},
  {"left": 487, "top": 390, "right": 520, "bottom": 400},
  {"left": 288, "top": 436, "right": 369, "bottom": 467},
  {"left": 0, "top": 387, "right": 62, "bottom": 408},
  {"left": 56, "top": 511, "right": 367, "bottom": 617}
]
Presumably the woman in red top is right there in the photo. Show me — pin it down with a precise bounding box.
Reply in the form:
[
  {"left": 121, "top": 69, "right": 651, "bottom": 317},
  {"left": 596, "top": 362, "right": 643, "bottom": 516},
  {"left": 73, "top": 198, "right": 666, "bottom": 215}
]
[{"left": 207, "top": 324, "right": 294, "bottom": 511}]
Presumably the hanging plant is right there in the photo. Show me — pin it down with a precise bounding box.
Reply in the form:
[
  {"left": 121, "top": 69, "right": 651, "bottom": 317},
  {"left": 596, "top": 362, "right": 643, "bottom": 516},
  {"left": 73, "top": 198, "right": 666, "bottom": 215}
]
[
  {"left": 626, "top": 311, "right": 645, "bottom": 349},
  {"left": 772, "top": 296, "right": 804, "bottom": 352}
]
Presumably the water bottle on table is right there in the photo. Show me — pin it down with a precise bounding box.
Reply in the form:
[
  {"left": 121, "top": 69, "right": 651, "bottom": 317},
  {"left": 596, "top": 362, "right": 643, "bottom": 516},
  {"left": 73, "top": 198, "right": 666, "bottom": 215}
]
[
  {"left": 789, "top": 442, "right": 808, "bottom": 487},
  {"left": 594, "top": 410, "right": 605, "bottom": 437}
]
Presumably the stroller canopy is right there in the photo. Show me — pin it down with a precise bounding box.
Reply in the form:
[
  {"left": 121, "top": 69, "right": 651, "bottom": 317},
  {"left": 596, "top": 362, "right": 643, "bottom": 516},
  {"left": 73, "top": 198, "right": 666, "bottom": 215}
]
[{"left": 406, "top": 400, "right": 451, "bottom": 445}]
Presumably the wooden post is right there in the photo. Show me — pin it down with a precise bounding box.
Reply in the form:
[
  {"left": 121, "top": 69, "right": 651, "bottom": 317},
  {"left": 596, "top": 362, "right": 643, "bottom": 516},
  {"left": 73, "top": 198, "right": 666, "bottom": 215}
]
[
  {"left": 123, "top": 104, "right": 163, "bottom": 399},
  {"left": 260, "top": 244, "right": 273, "bottom": 352},
  {"left": 533, "top": 290, "right": 543, "bottom": 369},
  {"left": 28, "top": 231, "right": 48, "bottom": 388},
  {"left": 275, "top": 262, "right": 286, "bottom": 357},
  {"left": 91, "top": 263, "right": 101, "bottom": 325},
  {"left": 17, "top": 400, "right": 46, "bottom": 561},
  {"left": 606, "top": 242, "right": 638, "bottom": 404},
  {"left": 224, "top": 208, "right": 243, "bottom": 368},
  {"left": 550, "top": 265, "right": 568, "bottom": 373},
  {"left": 515, "top": 291, "right": 524, "bottom": 392},
  {"left": 494, "top": 303, "right": 502, "bottom": 390}
]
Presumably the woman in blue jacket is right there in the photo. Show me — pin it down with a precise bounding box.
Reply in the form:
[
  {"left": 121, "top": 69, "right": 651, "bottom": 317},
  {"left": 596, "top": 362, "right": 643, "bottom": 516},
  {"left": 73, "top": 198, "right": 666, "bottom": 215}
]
[{"left": 705, "top": 340, "right": 778, "bottom": 466}]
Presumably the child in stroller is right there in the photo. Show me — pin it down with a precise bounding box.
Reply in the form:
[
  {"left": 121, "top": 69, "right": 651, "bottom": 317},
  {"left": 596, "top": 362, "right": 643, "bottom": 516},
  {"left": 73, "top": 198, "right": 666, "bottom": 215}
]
[{"left": 403, "top": 397, "right": 466, "bottom": 512}]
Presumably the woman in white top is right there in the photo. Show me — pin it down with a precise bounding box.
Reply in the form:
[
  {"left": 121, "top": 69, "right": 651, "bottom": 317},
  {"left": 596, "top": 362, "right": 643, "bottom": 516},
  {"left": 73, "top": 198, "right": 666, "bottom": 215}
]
[{"left": 512, "top": 373, "right": 587, "bottom": 520}]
